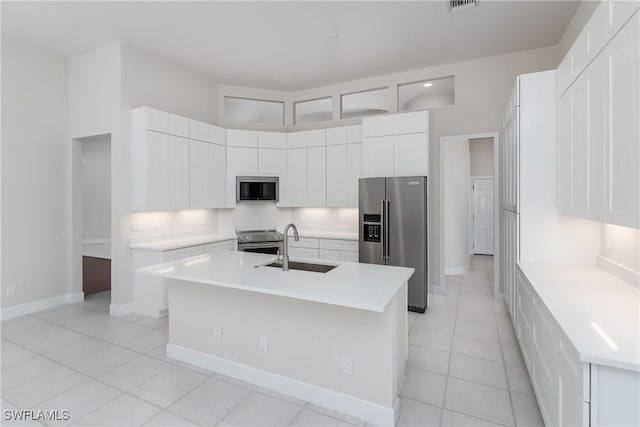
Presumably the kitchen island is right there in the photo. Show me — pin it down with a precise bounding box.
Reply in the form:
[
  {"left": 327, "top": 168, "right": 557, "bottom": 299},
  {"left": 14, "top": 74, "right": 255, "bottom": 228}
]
[{"left": 139, "top": 251, "right": 414, "bottom": 426}]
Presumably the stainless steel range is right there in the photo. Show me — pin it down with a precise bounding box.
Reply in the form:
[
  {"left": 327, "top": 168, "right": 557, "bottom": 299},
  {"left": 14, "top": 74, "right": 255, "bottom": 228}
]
[{"left": 236, "top": 229, "right": 284, "bottom": 255}]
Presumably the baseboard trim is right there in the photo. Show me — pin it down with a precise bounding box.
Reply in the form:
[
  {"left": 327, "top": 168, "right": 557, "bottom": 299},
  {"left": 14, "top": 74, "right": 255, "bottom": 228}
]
[
  {"left": 166, "top": 343, "right": 396, "bottom": 426},
  {"left": 596, "top": 256, "right": 640, "bottom": 289},
  {"left": 1, "top": 292, "right": 84, "bottom": 321},
  {"left": 446, "top": 265, "right": 469, "bottom": 275},
  {"left": 109, "top": 302, "right": 137, "bottom": 317}
]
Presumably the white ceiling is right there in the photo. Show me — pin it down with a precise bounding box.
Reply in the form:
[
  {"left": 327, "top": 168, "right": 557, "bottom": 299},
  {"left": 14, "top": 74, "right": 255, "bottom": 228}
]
[{"left": 1, "top": 1, "right": 579, "bottom": 91}]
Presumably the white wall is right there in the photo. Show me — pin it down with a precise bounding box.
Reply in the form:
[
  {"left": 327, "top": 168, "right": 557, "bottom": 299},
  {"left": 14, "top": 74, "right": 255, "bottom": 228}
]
[
  {"left": 81, "top": 136, "right": 111, "bottom": 240},
  {"left": 218, "top": 203, "right": 292, "bottom": 234},
  {"left": 291, "top": 208, "right": 358, "bottom": 232},
  {"left": 444, "top": 140, "right": 471, "bottom": 273},
  {"left": 469, "top": 137, "right": 493, "bottom": 177},
  {"left": 1, "top": 38, "right": 70, "bottom": 308},
  {"left": 601, "top": 224, "right": 640, "bottom": 275}
]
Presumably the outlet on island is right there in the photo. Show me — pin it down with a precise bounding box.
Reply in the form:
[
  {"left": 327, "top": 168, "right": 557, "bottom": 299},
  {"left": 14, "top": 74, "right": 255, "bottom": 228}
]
[
  {"left": 260, "top": 336, "right": 269, "bottom": 352},
  {"left": 213, "top": 325, "right": 222, "bottom": 342},
  {"left": 6, "top": 285, "right": 16, "bottom": 297},
  {"left": 342, "top": 356, "right": 353, "bottom": 375}
]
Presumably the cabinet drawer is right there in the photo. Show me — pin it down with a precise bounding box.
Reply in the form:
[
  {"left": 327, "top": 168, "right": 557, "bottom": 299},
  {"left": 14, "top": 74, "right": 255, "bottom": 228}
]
[
  {"left": 340, "top": 251, "right": 359, "bottom": 263},
  {"left": 393, "top": 111, "right": 428, "bottom": 135},
  {"left": 363, "top": 115, "right": 394, "bottom": 137},
  {"left": 319, "top": 239, "right": 358, "bottom": 251},
  {"left": 288, "top": 247, "right": 319, "bottom": 259},
  {"left": 289, "top": 237, "right": 319, "bottom": 249},
  {"left": 557, "top": 328, "right": 588, "bottom": 401},
  {"left": 163, "top": 245, "right": 205, "bottom": 261},
  {"left": 205, "top": 240, "right": 235, "bottom": 253},
  {"left": 319, "top": 249, "right": 341, "bottom": 261},
  {"left": 227, "top": 129, "right": 258, "bottom": 147}
]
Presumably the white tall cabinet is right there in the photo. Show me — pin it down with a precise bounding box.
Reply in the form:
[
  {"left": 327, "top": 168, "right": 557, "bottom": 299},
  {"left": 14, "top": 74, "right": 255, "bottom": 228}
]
[
  {"left": 557, "top": 5, "right": 640, "bottom": 229},
  {"left": 189, "top": 120, "right": 227, "bottom": 209}
]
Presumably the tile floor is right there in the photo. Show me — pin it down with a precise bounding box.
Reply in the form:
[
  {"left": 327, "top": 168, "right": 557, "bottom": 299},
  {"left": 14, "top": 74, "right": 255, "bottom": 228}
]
[{"left": 1, "top": 255, "right": 543, "bottom": 426}]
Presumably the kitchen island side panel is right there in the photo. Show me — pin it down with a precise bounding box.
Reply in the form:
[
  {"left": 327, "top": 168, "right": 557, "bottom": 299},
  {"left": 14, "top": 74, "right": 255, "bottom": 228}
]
[{"left": 167, "top": 279, "right": 406, "bottom": 409}]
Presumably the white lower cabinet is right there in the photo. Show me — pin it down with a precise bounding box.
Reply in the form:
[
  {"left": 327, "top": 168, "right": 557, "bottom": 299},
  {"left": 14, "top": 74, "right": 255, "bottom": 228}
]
[
  {"left": 289, "top": 238, "right": 358, "bottom": 262},
  {"left": 515, "top": 267, "right": 640, "bottom": 427},
  {"left": 132, "top": 241, "right": 235, "bottom": 318}
]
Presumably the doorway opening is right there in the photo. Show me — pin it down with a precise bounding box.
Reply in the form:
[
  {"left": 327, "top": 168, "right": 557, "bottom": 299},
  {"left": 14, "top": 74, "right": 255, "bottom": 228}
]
[
  {"left": 72, "top": 134, "right": 112, "bottom": 308},
  {"left": 439, "top": 133, "right": 499, "bottom": 298}
]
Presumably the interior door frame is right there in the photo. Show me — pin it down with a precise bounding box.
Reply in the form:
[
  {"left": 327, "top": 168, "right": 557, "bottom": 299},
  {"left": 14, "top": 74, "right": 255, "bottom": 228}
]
[
  {"left": 439, "top": 132, "right": 500, "bottom": 299},
  {"left": 470, "top": 176, "right": 495, "bottom": 255}
]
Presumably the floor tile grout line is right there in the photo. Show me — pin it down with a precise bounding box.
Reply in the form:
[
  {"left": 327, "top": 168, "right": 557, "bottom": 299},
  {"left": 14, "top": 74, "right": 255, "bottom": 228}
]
[
  {"left": 495, "top": 300, "right": 519, "bottom": 427},
  {"left": 439, "top": 270, "right": 462, "bottom": 427}
]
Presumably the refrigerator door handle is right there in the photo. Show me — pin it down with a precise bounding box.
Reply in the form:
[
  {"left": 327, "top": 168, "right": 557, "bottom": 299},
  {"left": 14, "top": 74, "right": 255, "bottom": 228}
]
[
  {"left": 380, "top": 199, "right": 386, "bottom": 259},
  {"left": 385, "top": 200, "right": 390, "bottom": 260}
]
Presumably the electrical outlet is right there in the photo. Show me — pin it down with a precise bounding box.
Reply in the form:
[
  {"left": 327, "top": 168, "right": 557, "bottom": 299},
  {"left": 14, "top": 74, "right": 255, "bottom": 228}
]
[
  {"left": 130, "top": 222, "right": 140, "bottom": 232},
  {"left": 342, "top": 356, "right": 353, "bottom": 375},
  {"left": 214, "top": 325, "right": 222, "bottom": 342},
  {"left": 260, "top": 336, "right": 269, "bottom": 352},
  {"left": 6, "top": 285, "right": 16, "bottom": 297}
]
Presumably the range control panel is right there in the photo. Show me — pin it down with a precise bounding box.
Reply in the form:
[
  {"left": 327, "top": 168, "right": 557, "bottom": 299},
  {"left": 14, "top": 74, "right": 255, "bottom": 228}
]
[{"left": 362, "top": 214, "right": 381, "bottom": 242}]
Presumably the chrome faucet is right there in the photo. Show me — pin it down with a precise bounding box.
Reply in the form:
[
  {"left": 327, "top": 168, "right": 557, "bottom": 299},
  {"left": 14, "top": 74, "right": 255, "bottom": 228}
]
[{"left": 282, "top": 223, "right": 299, "bottom": 271}]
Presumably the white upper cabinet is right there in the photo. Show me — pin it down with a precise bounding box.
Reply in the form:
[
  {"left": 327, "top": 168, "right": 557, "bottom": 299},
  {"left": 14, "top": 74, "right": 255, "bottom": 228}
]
[
  {"left": 604, "top": 13, "right": 639, "bottom": 228},
  {"left": 169, "top": 115, "right": 189, "bottom": 138},
  {"left": 189, "top": 120, "right": 226, "bottom": 145},
  {"left": 326, "top": 127, "right": 347, "bottom": 146},
  {"left": 393, "top": 111, "right": 428, "bottom": 135},
  {"left": 227, "top": 129, "right": 258, "bottom": 147},
  {"left": 143, "top": 108, "right": 170, "bottom": 133},
  {"left": 169, "top": 136, "right": 190, "bottom": 209},
  {"left": 307, "top": 129, "right": 326, "bottom": 147},
  {"left": 189, "top": 140, "right": 226, "bottom": 209},
  {"left": 326, "top": 144, "right": 347, "bottom": 207},
  {"left": 287, "top": 131, "right": 307, "bottom": 148},
  {"left": 137, "top": 130, "right": 171, "bottom": 210},
  {"left": 557, "top": 12, "right": 639, "bottom": 228},
  {"left": 227, "top": 147, "right": 258, "bottom": 174},
  {"left": 394, "top": 133, "right": 428, "bottom": 176},
  {"left": 307, "top": 146, "right": 327, "bottom": 206},
  {"left": 346, "top": 125, "right": 363, "bottom": 144},
  {"left": 258, "top": 148, "right": 287, "bottom": 174},
  {"left": 346, "top": 144, "right": 363, "bottom": 207},
  {"left": 258, "top": 131, "right": 287, "bottom": 149},
  {"left": 363, "top": 115, "right": 394, "bottom": 137},
  {"left": 362, "top": 136, "right": 394, "bottom": 177},
  {"left": 278, "top": 148, "right": 307, "bottom": 207}
]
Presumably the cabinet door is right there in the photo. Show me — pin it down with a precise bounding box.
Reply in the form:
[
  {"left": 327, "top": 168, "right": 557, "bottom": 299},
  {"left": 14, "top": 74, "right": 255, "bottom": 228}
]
[
  {"left": 307, "top": 146, "right": 327, "bottom": 207},
  {"left": 145, "top": 130, "right": 171, "bottom": 210},
  {"left": 503, "top": 115, "right": 519, "bottom": 212},
  {"left": 532, "top": 300, "right": 560, "bottom": 426},
  {"left": 170, "top": 136, "right": 190, "bottom": 209},
  {"left": 571, "top": 77, "right": 589, "bottom": 216},
  {"left": 559, "top": 369, "right": 588, "bottom": 427},
  {"left": 258, "top": 149, "right": 287, "bottom": 174},
  {"left": 346, "top": 125, "right": 362, "bottom": 144},
  {"left": 557, "top": 92, "right": 573, "bottom": 215},
  {"left": 227, "top": 129, "right": 258, "bottom": 147},
  {"left": 227, "top": 147, "right": 258, "bottom": 174},
  {"left": 168, "top": 114, "right": 189, "bottom": 137},
  {"left": 190, "top": 142, "right": 226, "bottom": 209},
  {"left": 604, "top": 15, "right": 639, "bottom": 228},
  {"left": 362, "top": 136, "right": 394, "bottom": 177},
  {"left": 393, "top": 111, "right": 427, "bottom": 135},
  {"left": 346, "top": 143, "right": 363, "bottom": 207},
  {"left": 394, "top": 133, "right": 428, "bottom": 176},
  {"left": 258, "top": 132, "right": 287, "bottom": 149},
  {"left": 326, "top": 145, "right": 347, "bottom": 207},
  {"left": 326, "top": 127, "right": 347, "bottom": 146},
  {"left": 307, "top": 129, "right": 326, "bottom": 147},
  {"left": 363, "top": 115, "right": 394, "bottom": 137},
  {"left": 503, "top": 210, "right": 519, "bottom": 318},
  {"left": 319, "top": 249, "right": 341, "bottom": 261},
  {"left": 278, "top": 148, "right": 306, "bottom": 207}
]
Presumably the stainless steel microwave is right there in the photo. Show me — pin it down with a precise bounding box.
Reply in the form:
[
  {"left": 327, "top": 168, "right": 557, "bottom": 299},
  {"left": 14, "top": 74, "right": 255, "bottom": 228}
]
[{"left": 236, "top": 176, "right": 279, "bottom": 202}]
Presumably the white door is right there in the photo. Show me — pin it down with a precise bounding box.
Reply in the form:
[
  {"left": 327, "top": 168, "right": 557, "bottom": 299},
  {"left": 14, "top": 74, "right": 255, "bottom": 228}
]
[{"left": 472, "top": 179, "right": 494, "bottom": 255}]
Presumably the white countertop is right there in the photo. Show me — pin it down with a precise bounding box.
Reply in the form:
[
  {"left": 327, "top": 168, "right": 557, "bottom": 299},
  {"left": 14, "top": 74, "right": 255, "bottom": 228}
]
[
  {"left": 297, "top": 230, "right": 358, "bottom": 241},
  {"left": 518, "top": 262, "right": 640, "bottom": 371},
  {"left": 82, "top": 242, "right": 111, "bottom": 260},
  {"left": 129, "top": 233, "right": 236, "bottom": 251},
  {"left": 139, "top": 251, "right": 413, "bottom": 312}
]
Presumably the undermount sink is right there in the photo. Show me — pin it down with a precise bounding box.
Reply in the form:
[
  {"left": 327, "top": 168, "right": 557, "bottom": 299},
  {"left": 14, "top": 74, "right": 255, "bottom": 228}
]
[{"left": 264, "top": 261, "right": 337, "bottom": 273}]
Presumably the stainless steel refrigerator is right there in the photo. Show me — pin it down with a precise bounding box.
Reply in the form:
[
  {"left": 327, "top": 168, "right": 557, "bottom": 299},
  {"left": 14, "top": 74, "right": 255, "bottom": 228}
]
[{"left": 359, "top": 176, "right": 428, "bottom": 312}]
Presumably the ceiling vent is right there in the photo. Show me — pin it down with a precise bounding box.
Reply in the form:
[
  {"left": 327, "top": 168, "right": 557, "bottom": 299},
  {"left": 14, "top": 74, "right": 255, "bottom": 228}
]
[{"left": 450, "top": 0, "right": 477, "bottom": 12}]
